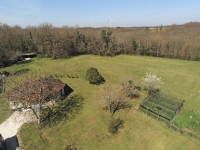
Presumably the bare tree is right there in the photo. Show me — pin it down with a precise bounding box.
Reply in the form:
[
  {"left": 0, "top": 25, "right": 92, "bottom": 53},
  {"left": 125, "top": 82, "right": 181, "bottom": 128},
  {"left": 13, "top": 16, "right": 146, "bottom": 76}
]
[
  {"left": 6, "top": 76, "right": 65, "bottom": 124},
  {"left": 120, "top": 77, "right": 139, "bottom": 98},
  {"left": 99, "top": 84, "right": 131, "bottom": 116}
]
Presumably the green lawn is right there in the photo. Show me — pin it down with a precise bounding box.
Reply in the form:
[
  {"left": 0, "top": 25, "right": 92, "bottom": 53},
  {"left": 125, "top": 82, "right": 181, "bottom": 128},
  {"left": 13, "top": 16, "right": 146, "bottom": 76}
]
[
  {"left": 0, "top": 94, "right": 12, "bottom": 123},
  {"left": 1, "top": 55, "right": 200, "bottom": 150}
]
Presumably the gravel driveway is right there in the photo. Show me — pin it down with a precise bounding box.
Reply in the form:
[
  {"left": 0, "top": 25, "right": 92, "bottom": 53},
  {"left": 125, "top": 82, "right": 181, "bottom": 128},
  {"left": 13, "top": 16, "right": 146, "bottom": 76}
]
[{"left": 0, "top": 111, "right": 34, "bottom": 150}]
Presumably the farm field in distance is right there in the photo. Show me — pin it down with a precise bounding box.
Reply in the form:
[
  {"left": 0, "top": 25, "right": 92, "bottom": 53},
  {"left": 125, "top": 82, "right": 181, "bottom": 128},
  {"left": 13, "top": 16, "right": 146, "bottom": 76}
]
[{"left": 1, "top": 55, "right": 200, "bottom": 150}]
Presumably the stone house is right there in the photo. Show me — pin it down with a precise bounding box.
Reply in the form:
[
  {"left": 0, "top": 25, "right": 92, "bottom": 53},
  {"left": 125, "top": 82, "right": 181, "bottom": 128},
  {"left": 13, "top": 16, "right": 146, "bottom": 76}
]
[{"left": 6, "top": 78, "right": 70, "bottom": 111}]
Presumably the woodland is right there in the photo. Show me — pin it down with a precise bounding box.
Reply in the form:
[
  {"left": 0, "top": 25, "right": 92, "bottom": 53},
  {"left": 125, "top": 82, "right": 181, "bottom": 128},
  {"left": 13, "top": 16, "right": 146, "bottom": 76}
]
[{"left": 1, "top": 22, "right": 200, "bottom": 68}]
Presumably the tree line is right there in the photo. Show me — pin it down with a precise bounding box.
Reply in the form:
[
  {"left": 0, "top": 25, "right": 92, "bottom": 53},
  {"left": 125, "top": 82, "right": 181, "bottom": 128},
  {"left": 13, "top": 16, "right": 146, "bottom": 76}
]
[{"left": 1, "top": 22, "right": 200, "bottom": 67}]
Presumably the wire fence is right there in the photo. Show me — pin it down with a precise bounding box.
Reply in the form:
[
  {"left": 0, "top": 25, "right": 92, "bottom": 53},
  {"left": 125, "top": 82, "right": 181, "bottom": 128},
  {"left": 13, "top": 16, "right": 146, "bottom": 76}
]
[
  {"left": 139, "top": 93, "right": 184, "bottom": 123},
  {"left": 139, "top": 93, "right": 200, "bottom": 141},
  {"left": 168, "top": 123, "right": 200, "bottom": 141}
]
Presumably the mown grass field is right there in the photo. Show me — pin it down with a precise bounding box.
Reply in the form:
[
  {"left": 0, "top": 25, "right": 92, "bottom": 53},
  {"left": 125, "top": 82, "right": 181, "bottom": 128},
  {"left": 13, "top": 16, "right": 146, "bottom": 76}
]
[
  {"left": 1, "top": 55, "right": 200, "bottom": 150},
  {"left": 0, "top": 94, "right": 12, "bottom": 124}
]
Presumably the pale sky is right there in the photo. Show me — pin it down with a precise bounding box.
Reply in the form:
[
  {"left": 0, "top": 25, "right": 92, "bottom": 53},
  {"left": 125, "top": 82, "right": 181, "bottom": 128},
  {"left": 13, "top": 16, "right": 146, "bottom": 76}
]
[{"left": 0, "top": 0, "right": 200, "bottom": 28}]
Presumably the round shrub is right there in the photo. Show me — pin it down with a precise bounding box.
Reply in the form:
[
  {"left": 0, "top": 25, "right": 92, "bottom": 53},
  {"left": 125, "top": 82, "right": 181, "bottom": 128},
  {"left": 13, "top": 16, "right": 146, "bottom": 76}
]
[{"left": 86, "top": 67, "right": 105, "bottom": 85}]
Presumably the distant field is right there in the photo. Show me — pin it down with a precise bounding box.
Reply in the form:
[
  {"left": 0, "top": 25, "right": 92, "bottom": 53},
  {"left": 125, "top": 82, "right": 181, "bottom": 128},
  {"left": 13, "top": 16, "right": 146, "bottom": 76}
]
[{"left": 1, "top": 55, "right": 200, "bottom": 150}]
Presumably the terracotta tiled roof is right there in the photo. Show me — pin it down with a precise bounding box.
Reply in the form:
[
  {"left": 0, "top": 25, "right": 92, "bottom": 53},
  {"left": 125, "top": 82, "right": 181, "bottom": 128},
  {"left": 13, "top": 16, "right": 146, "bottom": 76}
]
[{"left": 6, "top": 78, "right": 65, "bottom": 102}]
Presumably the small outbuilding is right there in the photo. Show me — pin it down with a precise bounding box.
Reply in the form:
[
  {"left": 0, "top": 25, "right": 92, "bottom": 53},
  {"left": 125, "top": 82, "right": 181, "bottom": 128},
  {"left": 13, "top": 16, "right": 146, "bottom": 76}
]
[
  {"left": 6, "top": 78, "right": 72, "bottom": 110},
  {"left": 22, "top": 53, "right": 37, "bottom": 60}
]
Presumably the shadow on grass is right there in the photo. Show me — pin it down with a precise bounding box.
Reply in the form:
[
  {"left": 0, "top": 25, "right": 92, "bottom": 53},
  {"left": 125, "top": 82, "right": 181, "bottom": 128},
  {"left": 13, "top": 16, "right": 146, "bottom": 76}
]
[
  {"left": 5, "top": 135, "right": 19, "bottom": 150},
  {"left": 12, "top": 69, "right": 30, "bottom": 76},
  {"left": 40, "top": 94, "right": 84, "bottom": 128},
  {"left": 17, "top": 60, "right": 32, "bottom": 65}
]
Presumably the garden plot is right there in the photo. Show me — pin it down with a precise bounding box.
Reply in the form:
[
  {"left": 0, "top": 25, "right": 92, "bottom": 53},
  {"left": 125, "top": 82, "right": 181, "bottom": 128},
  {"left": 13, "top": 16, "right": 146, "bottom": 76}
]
[{"left": 140, "top": 93, "right": 184, "bottom": 123}]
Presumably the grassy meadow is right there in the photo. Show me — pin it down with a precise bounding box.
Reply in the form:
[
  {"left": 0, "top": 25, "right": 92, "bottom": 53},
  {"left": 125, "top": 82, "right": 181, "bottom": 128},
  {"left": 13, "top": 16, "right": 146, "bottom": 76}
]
[
  {"left": 0, "top": 95, "right": 12, "bottom": 124},
  {"left": 1, "top": 55, "right": 200, "bottom": 150}
]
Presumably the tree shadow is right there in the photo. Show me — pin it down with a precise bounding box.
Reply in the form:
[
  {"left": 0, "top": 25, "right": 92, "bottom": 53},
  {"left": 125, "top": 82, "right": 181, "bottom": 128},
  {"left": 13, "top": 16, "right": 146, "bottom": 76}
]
[
  {"left": 5, "top": 135, "right": 19, "bottom": 150},
  {"left": 135, "top": 86, "right": 141, "bottom": 91},
  {"left": 12, "top": 69, "right": 30, "bottom": 76},
  {"left": 111, "top": 101, "right": 132, "bottom": 116},
  {"left": 17, "top": 60, "right": 32, "bottom": 64},
  {"left": 40, "top": 94, "right": 84, "bottom": 128}
]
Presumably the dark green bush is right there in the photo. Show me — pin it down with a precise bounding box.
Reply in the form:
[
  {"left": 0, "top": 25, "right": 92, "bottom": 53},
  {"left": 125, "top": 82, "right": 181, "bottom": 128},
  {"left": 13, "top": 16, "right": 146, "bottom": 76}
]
[
  {"left": 85, "top": 67, "right": 105, "bottom": 85},
  {"left": 108, "top": 118, "right": 124, "bottom": 134},
  {"left": 0, "top": 56, "right": 12, "bottom": 68}
]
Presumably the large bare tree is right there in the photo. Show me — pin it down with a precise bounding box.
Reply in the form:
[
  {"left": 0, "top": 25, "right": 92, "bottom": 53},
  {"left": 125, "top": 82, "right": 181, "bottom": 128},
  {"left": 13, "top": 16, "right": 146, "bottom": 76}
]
[
  {"left": 120, "top": 77, "right": 139, "bottom": 99},
  {"left": 6, "top": 76, "right": 66, "bottom": 124},
  {"left": 99, "top": 84, "right": 131, "bottom": 116}
]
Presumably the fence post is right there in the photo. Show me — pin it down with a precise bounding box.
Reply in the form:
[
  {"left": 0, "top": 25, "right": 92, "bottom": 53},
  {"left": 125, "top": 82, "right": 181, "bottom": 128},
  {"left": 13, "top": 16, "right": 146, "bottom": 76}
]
[{"left": 157, "top": 113, "right": 160, "bottom": 121}]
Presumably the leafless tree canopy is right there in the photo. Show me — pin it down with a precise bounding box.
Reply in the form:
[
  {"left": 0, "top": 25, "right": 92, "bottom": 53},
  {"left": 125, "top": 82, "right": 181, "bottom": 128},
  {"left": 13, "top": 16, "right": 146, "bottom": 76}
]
[
  {"left": 6, "top": 77, "right": 66, "bottom": 124},
  {"left": 99, "top": 84, "right": 131, "bottom": 116},
  {"left": 120, "top": 77, "right": 139, "bottom": 98}
]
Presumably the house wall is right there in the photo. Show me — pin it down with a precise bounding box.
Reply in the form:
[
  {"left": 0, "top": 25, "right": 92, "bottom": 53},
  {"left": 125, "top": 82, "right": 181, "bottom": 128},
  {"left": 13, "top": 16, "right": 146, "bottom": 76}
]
[
  {"left": 52, "top": 88, "right": 66, "bottom": 102},
  {"left": 0, "top": 76, "right": 5, "bottom": 93},
  {"left": 9, "top": 102, "right": 23, "bottom": 110},
  {"left": 62, "top": 88, "right": 65, "bottom": 96},
  {"left": 55, "top": 91, "right": 62, "bottom": 102}
]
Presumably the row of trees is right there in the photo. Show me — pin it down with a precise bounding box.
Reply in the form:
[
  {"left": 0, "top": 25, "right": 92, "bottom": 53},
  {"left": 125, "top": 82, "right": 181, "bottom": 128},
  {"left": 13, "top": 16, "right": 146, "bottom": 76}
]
[
  {"left": 85, "top": 66, "right": 162, "bottom": 134},
  {"left": 98, "top": 73, "right": 162, "bottom": 117},
  {"left": 85, "top": 67, "right": 138, "bottom": 134},
  {"left": 1, "top": 22, "right": 200, "bottom": 68},
  {"left": 97, "top": 72, "right": 162, "bottom": 134},
  {"left": 99, "top": 77, "right": 140, "bottom": 134}
]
